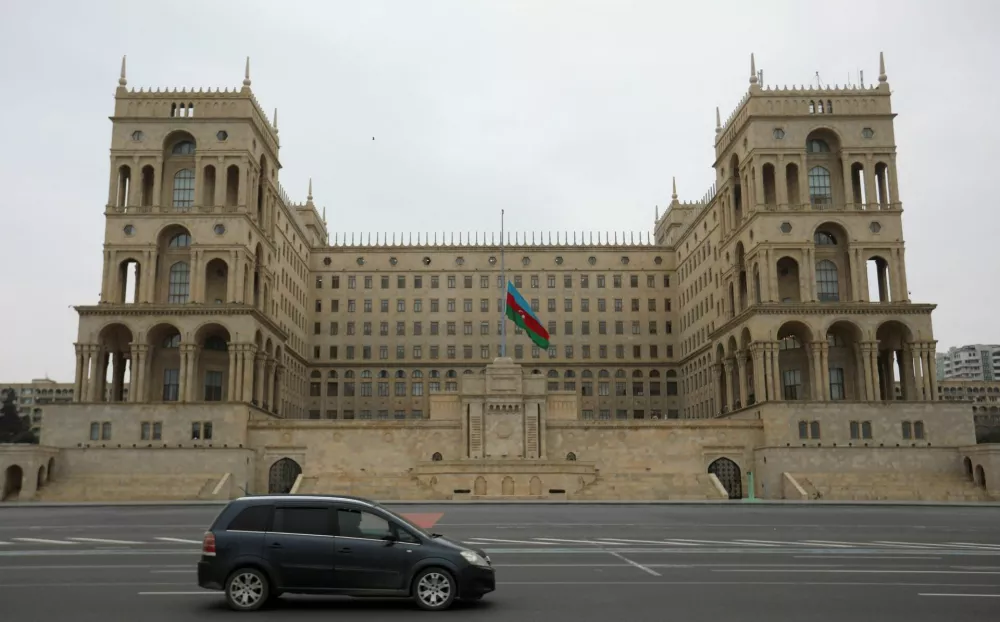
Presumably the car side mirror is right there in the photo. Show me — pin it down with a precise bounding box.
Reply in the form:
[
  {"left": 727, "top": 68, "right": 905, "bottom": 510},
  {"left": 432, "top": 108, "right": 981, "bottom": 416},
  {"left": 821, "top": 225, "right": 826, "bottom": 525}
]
[{"left": 382, "top": 534, "right": 397, "bottom": 546}]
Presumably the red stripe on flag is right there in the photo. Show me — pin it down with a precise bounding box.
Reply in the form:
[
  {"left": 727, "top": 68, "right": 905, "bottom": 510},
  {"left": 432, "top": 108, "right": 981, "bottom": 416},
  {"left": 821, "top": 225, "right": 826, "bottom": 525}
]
[{"left": 506, "top": 293, "right": 549, "bottom": 338}]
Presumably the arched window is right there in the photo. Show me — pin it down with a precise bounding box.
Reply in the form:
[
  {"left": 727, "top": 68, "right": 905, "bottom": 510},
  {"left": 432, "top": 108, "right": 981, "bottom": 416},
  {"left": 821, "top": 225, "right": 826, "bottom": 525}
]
[
  {"left": 429, "top": 370, "right": 440, "bottom": 378},
  {"left": 808, "top": 166, "right": 832, "bottom": 205},
  {"left": 807, "top": 139, "right": 830, "bottom": 153},
  {"left": 816, "top": 260, "right": 840, "bottom": 302},
  {"left": 395, "top": 370, "right": 406, "bottom": 378},
  {"left": 814, "top": 231, "right": 837, "bottom": 245},
  {"left": 168, "top": 233, "right": 191, "bottom": 248},
  {"left": 162, "top": 333, "right": 181, "bottom": 348},
  {"left": 167, "top": 262, "right": 190, "bottom": 303},
  {"left": 360, "top": 370, "right": 372, "bottom": 378},
  {"left": 204, "top": 336, "right": 227, "bottom": 351},
  {"left": 598, "top": 369, "right": 610, "bottom": 378},
  {"left": 808, "top": 101, "right": 815, "bottom": 114},
  {"left": 826, "top": 100, "right": 833, "bottom": 113},
  {"left": 171, "top": 141, "right": 195, "bottom": 155},
  {"left": 344, "top": 371, "right": 354, "bottom": 379},
  {"left": 817, "top": 100, "right": 825, "bottom": 114},
  {"left": 378, "top": 370, "right": 389, "bottom": 379},
  {"left": 581, "top": 370, "right": 593, "bottom": 378},
  {"left": 412, "top": 370, "right": 423, "bottom": 378},
  {"left": 172, "top": 169, "right": 195, "bottom": 208},
  {"left": 547, "top": 370, "right": 559, "bottom": 378},
  {"left": 328, "top": 370, "right": 338, "bottom": 378},
  {"left": 310, "top": 370, "right": 321, "bottom": 378},
  {"left": 446, "top": 370, "right": 457, "bottom": 378}
]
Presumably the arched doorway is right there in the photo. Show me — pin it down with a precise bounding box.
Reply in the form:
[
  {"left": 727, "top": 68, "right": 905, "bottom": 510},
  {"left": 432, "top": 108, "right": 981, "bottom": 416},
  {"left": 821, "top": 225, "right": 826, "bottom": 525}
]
[
  {"left": 3, "top": 465, "right": 24, "bottom": 501},
  {"left": 501, "top": 476, "right": 514, "bottom": 496},
  {"left": 964, "top": 457, "right": 973, "bottom": 481},
  {"left": 708, "top": 458, "right": 743, "bottom": 499},
  {"left": 267, "top": 458, "right": 302, "bottom": 494},
  {"left": 975, "top": 465, "right": 986, "bottom": 489},
  {"left": 36, "top": 466, "right": 46, "bottom": 489}
]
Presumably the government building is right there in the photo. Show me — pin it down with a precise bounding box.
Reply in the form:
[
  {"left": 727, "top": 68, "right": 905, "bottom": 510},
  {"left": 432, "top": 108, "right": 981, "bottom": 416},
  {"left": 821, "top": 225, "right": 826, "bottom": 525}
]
[{"left": 1, "top": 54, "right": 997, "bottom": 504}]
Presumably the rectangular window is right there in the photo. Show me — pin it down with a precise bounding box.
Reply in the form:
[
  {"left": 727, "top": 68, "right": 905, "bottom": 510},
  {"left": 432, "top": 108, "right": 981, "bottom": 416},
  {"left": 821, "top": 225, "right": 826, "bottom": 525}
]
[
  {"left": 414, "top": 275, "right": 422, "bottom": 289},
  {"left": 204, "top": 370, "right": 223, "bottom": 401},
  {"left": 464, "top": 275, "right": 473, "bottom": 289},
  {"left": 413, "top": 345, "right": 422, "bottom": 359},
  {"left": 397, "top": 275, "right": 406, "bottom": 289},
  {"left": 162, "top": 369, "right": 180, "bottom": 402},
  {"left": 783, "top": 369, "right": 802, "bottom": 400},
  {"left": 329, "top": 343, "right": 338, "bottom": 358},
  {"left": 447, "top": 275, "right": 456, "bottom": 288},
  {"left": 829, "top": 367, "right": 845, "bottom": 400},
  {"left": 380, "top": 299, "right": 389, "bottom": 313},
  {"left": 332, "top": 276, "right": 340, "bottom": 289},
  {"left": 327, "top": 381, "right": 338, "bottom": 397},
  {"left": 396, "top": 345, "right": 405, "bottom": 359},
  {"left": 381, "top": 275, "right": 389, "bottom": 289},
  {"left": 397, "top": 299, "right": 406, "bottom": 312},
  {"left": 480, "top": 275, "right": 489, "bottom": 289}
]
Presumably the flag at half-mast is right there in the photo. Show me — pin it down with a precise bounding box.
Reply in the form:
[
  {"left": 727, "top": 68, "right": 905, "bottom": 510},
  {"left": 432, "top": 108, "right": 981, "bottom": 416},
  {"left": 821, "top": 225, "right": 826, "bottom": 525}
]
[{"left": 505, "top": 281, "right": 550, "bottom": 349}]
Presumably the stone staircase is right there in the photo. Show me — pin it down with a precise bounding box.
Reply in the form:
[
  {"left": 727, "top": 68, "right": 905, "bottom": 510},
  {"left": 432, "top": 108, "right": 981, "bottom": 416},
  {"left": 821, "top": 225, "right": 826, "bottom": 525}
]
[
  {"left": 35, "top": 474, "right": 221, "bottom": 502},
  {"left": 297, "top": 473, "right": 440, "bottom": 500},
  {"left": 792, "top": 472, "right": 992, "bottom": 502},
  {"left": 572, "top": 473, "right": 724, "bottom": 500}
]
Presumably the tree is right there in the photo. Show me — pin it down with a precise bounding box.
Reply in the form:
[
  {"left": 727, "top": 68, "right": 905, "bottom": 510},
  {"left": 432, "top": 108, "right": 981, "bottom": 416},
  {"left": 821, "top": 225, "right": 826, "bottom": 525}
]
[{"left": 0, "top": 388, "right": 37, "bottom": 444}]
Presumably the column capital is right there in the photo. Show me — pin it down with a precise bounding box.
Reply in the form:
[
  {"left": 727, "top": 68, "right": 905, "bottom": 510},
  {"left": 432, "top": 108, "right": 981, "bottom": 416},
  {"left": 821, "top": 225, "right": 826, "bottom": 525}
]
[
  {"left": 180, "top": 343, "right": 200, "bottom": 354},
  {"left": 129, "top": 343, "right": 149, "bottom": 354},
  {"left": 723, "top": 359, "right": 734, "bottom": 372}
]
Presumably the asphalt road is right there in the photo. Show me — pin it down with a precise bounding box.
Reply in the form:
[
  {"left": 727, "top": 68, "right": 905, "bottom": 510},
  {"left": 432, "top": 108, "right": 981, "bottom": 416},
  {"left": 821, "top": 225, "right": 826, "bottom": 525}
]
[{"left": 1, "top": 504, "right": 999, "bottom": 621}]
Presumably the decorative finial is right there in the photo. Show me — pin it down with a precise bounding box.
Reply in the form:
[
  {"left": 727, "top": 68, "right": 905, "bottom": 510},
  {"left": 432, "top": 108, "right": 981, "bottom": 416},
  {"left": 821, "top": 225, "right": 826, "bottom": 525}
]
[
  {"left": 322, "top": 206, "right": 327, "bottom": 223},
  {"left": 118, "top": 55, "right": 127, "bottom": 87},
  {"left": 878, "top": 51, "right": 887, "bottom": 83},
  {"left": 655, "top": 205, "right": 659, "bottom": 220},
  {"left": 273, "top": 108, "right": 278, "bottom": 132},
  {"left": 715, "top": 106, "right": 721, "bottom": 134},
  {"left": 749, "top": 53, "right": 758, "bottom": 84},
  {"left": 308, "top": 178, "right": 313, "bottom": 201},
  {"left": 243, "top": 57, "right": 251, "bottom": 87},
  {"left": 671, "top": 177, "right": 678, "bottom": 201}
]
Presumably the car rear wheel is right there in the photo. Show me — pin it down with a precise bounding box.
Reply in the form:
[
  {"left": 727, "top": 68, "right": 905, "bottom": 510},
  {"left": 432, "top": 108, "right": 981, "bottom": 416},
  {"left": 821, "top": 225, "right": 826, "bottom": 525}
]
[
  {"left": 412, "top": 567, "right": 456, "bottom": 611},
  {"left": 225, "top": 567, "right": 269, "bottom": 612}
]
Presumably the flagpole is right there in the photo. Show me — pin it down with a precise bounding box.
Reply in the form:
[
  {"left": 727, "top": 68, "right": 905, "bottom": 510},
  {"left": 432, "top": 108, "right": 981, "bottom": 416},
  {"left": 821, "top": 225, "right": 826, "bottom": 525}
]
[{"left": 500, "top": 209, "right": 507, "bottom": 358}]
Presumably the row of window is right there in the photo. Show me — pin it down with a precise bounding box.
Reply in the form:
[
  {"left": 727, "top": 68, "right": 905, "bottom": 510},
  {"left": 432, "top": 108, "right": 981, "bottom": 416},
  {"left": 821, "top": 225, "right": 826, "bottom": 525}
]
[
  {"left": 228, "top": 505, "right": 418, "bottom": 544},
  {"left": 87, "top": 420, "right": 214, "bottom": 441},
  {"left": 316, "top": 296, "right": 674, "bottom": 314},
  {"left": 796, "top": 419, "right": 927, "bottom": 441},
  {"left": 319, "top": 273, "right": 673, "bottom": 291},
  {"left": 310, "top": 377, "right": 679, "bottom": 398},
  {"left": 313, "top": 343, "right": 674, "bottom": 362},
  {"left": 317, "top": 318, "right": 674, "bottom": 337}
]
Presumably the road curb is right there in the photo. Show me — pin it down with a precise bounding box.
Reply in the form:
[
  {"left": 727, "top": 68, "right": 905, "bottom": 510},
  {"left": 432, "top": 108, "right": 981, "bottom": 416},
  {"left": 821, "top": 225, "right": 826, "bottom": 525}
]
[{"left": 3, "top": 499, "right": 1000, "bottom": 509}]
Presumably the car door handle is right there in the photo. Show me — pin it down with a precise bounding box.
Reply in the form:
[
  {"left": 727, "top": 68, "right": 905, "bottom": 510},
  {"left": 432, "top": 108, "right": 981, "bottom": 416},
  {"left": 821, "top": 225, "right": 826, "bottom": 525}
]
[
  {"left": 268, "top": 542, "right": 282, "bottom": 548},
  {"left": 337, "top": 547, "right": 352, "bottom": 553}
]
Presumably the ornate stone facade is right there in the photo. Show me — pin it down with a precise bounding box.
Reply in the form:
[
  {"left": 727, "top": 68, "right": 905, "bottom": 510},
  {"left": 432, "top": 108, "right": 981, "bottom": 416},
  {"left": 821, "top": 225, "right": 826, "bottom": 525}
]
[{"left": 2, "top": 53, "right": 995, "bottom": 503}]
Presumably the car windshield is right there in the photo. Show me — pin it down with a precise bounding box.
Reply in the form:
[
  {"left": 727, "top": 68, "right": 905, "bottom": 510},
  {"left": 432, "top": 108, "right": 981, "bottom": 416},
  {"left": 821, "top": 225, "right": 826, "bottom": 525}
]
[{"left": 375, "top": 504, "right": 433, "bottom": 538}]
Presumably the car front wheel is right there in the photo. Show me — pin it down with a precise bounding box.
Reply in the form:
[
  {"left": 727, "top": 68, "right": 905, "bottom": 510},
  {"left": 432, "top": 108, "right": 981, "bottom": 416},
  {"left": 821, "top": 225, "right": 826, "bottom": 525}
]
[
  {"left": 225, "top": 567, "right": 269, "bottom": 612},
  {"left": 412, "top": 567, "right": 456, "bottom": 611}
]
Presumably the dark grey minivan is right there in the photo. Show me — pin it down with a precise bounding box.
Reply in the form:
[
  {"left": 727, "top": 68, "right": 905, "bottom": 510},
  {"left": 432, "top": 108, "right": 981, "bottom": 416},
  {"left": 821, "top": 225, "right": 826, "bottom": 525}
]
[{"left": 197, "top": 494, "right": 495, "bottom": 611}]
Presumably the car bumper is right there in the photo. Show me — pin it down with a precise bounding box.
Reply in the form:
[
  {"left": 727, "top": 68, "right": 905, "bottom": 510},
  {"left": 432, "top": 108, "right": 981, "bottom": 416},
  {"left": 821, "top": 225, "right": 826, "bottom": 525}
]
[
  {"left": 457, "top": 564, "right": 496, "bottom": 597},
  {"left": 197, "top": 559, "right": 225, "bottom": 590}
]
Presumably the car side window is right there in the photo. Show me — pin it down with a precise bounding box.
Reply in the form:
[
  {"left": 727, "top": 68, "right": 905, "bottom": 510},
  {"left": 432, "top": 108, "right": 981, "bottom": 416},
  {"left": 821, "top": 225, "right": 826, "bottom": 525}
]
[
  {"left": 273, "top": 507, "right": 334, "bottom": 537},
  {"left": 394, "top": 526, "right": 420, "bottom": 544},
  {"left": 226, "top": 505, "right": 273, "bottom": 532},
  {"left": 337, "top": 508, "right": 392, "bottom": 540}
]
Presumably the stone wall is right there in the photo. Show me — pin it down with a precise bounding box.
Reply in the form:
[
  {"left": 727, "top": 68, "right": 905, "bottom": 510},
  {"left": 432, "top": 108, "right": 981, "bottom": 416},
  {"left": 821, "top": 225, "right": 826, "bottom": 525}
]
[
  {"left": 0, "top": 444, "right": 60, "bottom": 501},
  {"left": 959, "top": 445, "right": 1000, "bottom": 499}
]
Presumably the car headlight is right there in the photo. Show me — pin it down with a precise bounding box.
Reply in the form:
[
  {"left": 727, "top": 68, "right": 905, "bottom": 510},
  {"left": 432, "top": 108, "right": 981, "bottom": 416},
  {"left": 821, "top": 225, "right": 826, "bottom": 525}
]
[{"left": 460, "top": 550, "right": 490, "bottom": 567}]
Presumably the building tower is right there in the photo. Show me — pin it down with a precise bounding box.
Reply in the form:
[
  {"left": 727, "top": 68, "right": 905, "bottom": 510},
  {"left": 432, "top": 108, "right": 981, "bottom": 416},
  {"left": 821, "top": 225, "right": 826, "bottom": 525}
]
[{"left": 72, "top": 57, "right": 325, "bottom": 417}]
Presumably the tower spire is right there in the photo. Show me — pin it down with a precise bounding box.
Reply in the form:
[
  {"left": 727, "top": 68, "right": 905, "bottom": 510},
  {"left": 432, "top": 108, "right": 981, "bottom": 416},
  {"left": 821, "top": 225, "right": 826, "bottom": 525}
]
[
  {"left": 118, "top": 55, "right": 127, "bottom": 87},
  {"left": 749, "top": 53, "right": 758, "bottom": 84},
  {"left": 273, "top": 108, "right": 279, "bottom": 133},
  {"left": 671, "top": 177, "right": 678, "bottom": 201},
  {"left": 307, "top": 178, "right": 313, "bottom": 202},
  {"left": 878, "top": 51, "right": 887, "bottom": 83},
  {"left": 243, "top": 57, "right": 251, "bottom": 87},
  {"left": 715, "top": 106, "right": 721, "bottom": 134}
]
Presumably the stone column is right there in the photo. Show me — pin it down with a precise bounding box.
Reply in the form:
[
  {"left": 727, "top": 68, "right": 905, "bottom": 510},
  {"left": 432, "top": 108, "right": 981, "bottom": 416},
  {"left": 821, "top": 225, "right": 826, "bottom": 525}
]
[
  {"left": 754, "top": 163, "right": 765, "bottom": 208},
  {"left": 143, "top": 250, "right": 156, "bottom": 304},
  {"left": 263, "top": 357, "right": 275, "bottom": 408},
  {"left": 900, "top": 344, "right": 915, "bottom": 400},
  {"left": 752, "top": 345, "right": 766, "bottom": 403},
  {"left": 152, "top": 155, "right": 163, "bottom": 207},
  {"left": 841, "top": 158, "right": 854, "bottom": 209},
  {"left": 723, "top": 359, "right": 735, "bottom": 413},
  {"left": 214, "top": 156, "right": 226, "bottom": 207},
  {"left": 227, "top": 346, "right": 238, "bottom": 402},
  {"left": 768, "top": 342, "right": 782, "bottom": 402},
  {"left": 241, "top": 346, "right": 256, "bottom": 403},
  {"left": 776, "top": 155, "right": 787, "bottom": 207},
  {"left": 86, "top": 345, "right": 101, "bottom": 402},
  {"left": 712, "top": 363, "right": 723, "bottom": 415},
  {"left": 186, "top": 345, "right": 200, "bottom": 402},
  {"left": 227, "top": 250, "right": 237, "bottom": 303},
  {"left": 110, "top": 351, "right": 124, "bottom": 402},
  {"left": 736, "top": 354, "right": 747, "bottom": 408},
  {"left": 896, "top": 247, "right": 909, "bottom": 302},
  {"left": 864, "top": 155, "right": 877, "bottom": 208},
  {"left": 73, "top": 343, "right": 85, "bottom": 401},
  {"left": 850, "top": 247, "right": 863, "bottom": 302},
  {"left": 253, "top": 353, "right": 266, "bottom": 405},
  {"left": 177, "top": 344, "right": 189, "bottom": 403},
  {"left": 101, "top": 251, "right": 113, "bottom": 303},
  {"left": 809, "top": 342, "right": 824, "bottom": 401},
  {"left": 927, "top": 342, "right": 939, "bottom": 400},
  {"left": 273, "top": 365, "right": 283, "bottom": 415},
  {"left": 805, "top": 247, "right": 816, "bottom": 301},
  {"left": 888, "top": 155, "right": 900, "bottom": 207},
  {"left": 868, "top": 343, "right": 880, "bottom": 401},
  {"left": 819, "top": 341, "right": 831, "bottom": 401},
  {"left": 188, "top": 250, "right": 201, "bottom": 304}
]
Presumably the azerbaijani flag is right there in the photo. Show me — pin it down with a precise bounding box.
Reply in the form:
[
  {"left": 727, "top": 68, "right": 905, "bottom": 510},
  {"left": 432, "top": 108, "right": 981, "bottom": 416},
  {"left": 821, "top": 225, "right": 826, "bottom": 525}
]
[{"left": 505, "top": 281, "right": 550, "bottom": 349}]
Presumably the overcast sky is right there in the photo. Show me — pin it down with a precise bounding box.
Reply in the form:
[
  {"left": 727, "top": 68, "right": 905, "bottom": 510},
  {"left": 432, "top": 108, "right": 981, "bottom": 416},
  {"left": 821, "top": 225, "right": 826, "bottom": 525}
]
[{"left": 1, "top": 0, "right": 997, "bottom": 382}]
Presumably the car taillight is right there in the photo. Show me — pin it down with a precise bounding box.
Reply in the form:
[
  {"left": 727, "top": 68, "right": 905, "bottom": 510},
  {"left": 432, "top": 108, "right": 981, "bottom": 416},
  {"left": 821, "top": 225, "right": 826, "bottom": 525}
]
[{"left": 202, "top": 532, "right": 216, "bottom": 556}]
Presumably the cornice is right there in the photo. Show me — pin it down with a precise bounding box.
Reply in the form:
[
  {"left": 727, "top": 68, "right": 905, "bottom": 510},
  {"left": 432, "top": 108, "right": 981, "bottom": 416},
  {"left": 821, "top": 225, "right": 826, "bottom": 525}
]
[
  {"left": 75, "top": 303, "right": 289, "bottom": 341},
  {"left": 710, "top": 302, "right": 936, "bottom": 338}
]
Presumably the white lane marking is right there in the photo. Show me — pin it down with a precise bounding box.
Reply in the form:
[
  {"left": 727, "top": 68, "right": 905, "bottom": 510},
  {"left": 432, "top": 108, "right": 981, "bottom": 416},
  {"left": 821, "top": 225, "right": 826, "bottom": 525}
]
[
  {"left": 67, "top": 538, "right": 143, "bottom": 545},
  {"left": 608, "top": 551, "right": 660, "bottom": 577},
  {"left": 532, "top": 538, "right": 606, "bottom": 545},
  {"left": 871, "top": 541, "right": 959, "bottom": 549},
  {"left": 12, "top": 538, "right": 79, "bottom": 545},
  {"left": 597, "top": 538, "right": 700, "bottom": 546},
  {"left": 798, "top": 541, "right": 855, "bottom": 548},
  {"left": 795, "top": 556, "right": 942, "bottom": 560},
  {"left": 154, "top": 538, "right": 202, "bottom": 544},
  {"left": 151, "top": 570, "right": 194, "bottom": 574},
  {"left": 464, "top": 538, "right": 551, "bottom": 545},
  {"left": 714, "top": 569, "right": 1000, "bottom": 575},
  {"left": 139, "top": 590, "right": 222, "bottom": 596},
  {"left": 670, "top": 539, "right": 770, "bottom": 547},
  {"left": 948, "top": 542, "right": 1000, "bottom": 550},
  {"left": 0, "top": 542, "right": 9, "bottom": 546},
  {"left": 918, "top": 593, "right": 1000, "bottom": 598},
  {"left": 733, "top": 540, "right": 792, "bottom": 547}
]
